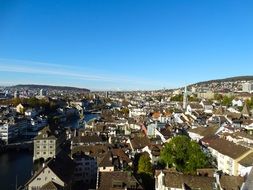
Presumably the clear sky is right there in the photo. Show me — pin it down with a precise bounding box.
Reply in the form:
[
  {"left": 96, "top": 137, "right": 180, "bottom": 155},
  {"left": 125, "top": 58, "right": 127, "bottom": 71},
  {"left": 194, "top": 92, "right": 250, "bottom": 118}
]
[{"left": 0, "top": 0, "right": 252, "bottom": 90}]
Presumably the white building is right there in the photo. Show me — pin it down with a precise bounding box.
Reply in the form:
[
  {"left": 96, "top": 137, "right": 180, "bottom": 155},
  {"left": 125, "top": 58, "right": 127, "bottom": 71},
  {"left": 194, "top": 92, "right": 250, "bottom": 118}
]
[
  {"left": 0, "top": 123, "right": 18, "bottom": 144},
  {"left": 232, "top": 99, "right": 243, "bottom": 107},
  {"left": 129, "top": 108, "right": 146, "bottom": 118},
  {"left": 242, "top": 82, "right": 253, "bottom": 93},
  {"left": 202, "top": 136, "right": 253, "bottom": 176},
  {"left": 25, "top": 109, "right": 37, "bottom": 118}
]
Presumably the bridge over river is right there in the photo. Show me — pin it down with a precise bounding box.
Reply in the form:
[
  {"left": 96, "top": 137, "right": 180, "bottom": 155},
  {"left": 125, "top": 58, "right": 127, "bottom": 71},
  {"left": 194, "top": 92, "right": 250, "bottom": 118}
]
[{"left": 1, "top": 141, "right": 33, "bottom": 152}]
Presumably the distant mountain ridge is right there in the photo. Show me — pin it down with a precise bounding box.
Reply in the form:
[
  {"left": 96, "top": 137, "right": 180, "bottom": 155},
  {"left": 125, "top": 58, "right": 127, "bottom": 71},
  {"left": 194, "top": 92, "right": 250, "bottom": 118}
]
[
  {"left": 192, "top": 76, "right": 253, "bottom": 86},
  {"left": 10, "top": 84, "right": 90, "bottom": 92}
]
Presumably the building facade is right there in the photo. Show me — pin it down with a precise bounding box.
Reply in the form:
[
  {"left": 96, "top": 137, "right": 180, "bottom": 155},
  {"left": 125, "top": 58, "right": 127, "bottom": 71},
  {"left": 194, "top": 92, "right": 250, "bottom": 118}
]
[{"left": 33, "top": 126, "right": 65, "bottom": 161}]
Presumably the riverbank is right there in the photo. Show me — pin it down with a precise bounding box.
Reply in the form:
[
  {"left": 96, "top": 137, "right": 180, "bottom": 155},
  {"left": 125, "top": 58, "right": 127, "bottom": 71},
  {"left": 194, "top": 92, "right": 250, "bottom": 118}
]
[{"left": 0, "top": 113, "right": 100, "bottom": 189}]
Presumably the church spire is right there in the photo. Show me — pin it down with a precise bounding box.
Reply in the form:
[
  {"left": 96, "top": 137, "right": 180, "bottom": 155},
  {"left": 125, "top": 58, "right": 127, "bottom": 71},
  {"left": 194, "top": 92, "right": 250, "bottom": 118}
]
[
  {"left": 183, "top": 86, "right": 188, "bottom": 110},
  {"left": 241, "top": 103, "right": 250, "bottom": 117}
]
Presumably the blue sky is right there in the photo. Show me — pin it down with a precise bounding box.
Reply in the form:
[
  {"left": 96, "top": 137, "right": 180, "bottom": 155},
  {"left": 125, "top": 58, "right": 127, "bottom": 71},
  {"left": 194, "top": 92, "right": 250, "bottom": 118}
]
[{"left": 0, "top": 0, "right": 252, "bottom": 90}]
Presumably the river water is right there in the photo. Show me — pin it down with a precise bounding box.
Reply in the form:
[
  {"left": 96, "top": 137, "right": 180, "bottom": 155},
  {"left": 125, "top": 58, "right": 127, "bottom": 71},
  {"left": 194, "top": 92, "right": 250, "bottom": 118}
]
[
  {"left": 0, "top": 150, "right": 32, "bottom": 190},
  {"left": 0, "top": 114, "right": 99, "bottom": 190}
]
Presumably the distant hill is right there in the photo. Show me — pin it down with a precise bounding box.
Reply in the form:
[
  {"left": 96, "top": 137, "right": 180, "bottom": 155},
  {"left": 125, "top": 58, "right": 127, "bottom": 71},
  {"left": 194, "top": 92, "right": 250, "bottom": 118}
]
[
  {"left": 192, "top": 76, "right": 253, "bottom": 86},
  {"left": 10, "top": 84, "right": 90, "bottom": 92}
]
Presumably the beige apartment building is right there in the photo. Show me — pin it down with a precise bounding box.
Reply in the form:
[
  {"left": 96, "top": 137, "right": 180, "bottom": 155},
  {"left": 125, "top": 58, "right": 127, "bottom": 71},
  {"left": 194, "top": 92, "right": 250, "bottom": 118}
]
[{"left": 33, "top": 126, "right": 65, "bottom": 161}]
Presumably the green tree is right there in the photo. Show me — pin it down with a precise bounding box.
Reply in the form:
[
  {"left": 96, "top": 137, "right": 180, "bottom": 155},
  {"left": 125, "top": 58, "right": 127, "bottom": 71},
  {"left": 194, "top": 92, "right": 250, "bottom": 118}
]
[
  {"left": 245, "top": 96, "right": 253, "bottom": 109},
  {"left": 160, "top": 135, "right": 208, "bottom": 173},
  {"left": 138, "top": 154, "right": 153, "bottom": 176},
  {"left": 188, "top": 94, "right": 199, "bottom": 102},
  {"left": 214, "top": 93, "right": 223, "bottom": 101},
  {"left": 12, "top": 98, "right": 22, "bottom": 106},
  {"left": 137, "top": 154, "right": 154, "bottom": 190},
  {"left": 170, "top": 94, "right": 183, "bottom": 102}
]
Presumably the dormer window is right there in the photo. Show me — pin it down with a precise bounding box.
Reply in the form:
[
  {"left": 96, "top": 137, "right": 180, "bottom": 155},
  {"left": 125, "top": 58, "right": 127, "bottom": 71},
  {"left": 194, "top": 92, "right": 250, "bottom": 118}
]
[{"left": 43, "top": 134, "right": 47, "bottom": 138}]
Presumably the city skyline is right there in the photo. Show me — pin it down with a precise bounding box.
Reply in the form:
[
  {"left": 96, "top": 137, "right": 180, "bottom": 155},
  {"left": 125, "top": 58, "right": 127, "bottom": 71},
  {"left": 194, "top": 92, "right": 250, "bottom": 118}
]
[{"left": 0, "top": 0, "right": 253, "bottom": 90}]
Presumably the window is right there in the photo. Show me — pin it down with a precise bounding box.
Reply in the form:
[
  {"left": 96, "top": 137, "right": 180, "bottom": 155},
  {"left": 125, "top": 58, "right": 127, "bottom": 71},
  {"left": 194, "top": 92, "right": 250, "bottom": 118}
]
[
  {"left": 43, "top": 152, "right": 46, "bottom": 155},
  {"left": 44, "top": 140, "right": 46, "bottom": 143},
  {"left": 43, "top": 146, "right": 46, "bottom": 149},
  {"left": 50, "top": 152, "right": 53, "bottom": 154},
  {"left": 37, "top": 178, "right": 41, "bottom": 181},
  {"left": 37, "top": 152, "right": 40, "bottom": 155},
  {"left": 37, "top": 146, "right": 40, "bottom": 149},
  {"left": 85, "top": 162, "right": 90, "bottom": 165},
  {"left": 50, "top": 146, "right": 53, "bottom": 149}
]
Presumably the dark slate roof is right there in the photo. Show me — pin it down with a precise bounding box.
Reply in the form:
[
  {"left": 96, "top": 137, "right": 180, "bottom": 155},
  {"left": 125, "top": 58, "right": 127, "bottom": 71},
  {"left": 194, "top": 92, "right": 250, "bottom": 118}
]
[
  {"left": 149, "top": 144, "right": 162, "bottom": 157},
  {"left": 201, "top": 136, "right": 250, "bottom": 159},
  {"left": 97, "top": 171, "right": 143, "bottom": 190},
  {"left": 238, "top": 152, "right": 253, "bottom": 167},
  {"left": 220, "top": 175, "right": 244, "bottom": 190},
  {"left": 130, "top": 135, "right": 150, "bottom": 150},
  {"left": 98, "top": 151, "right": 114, "bottom": 167},
  {"left": 160, "top": 127, "right": 172, "bottom": 139},
  {"left": 47, "top": 152, "right": 75, "bottom": 184},
  {"left": 188, "top": 124, "right": 219, "bottom": 137},
  {"left": 25, "top": 151, "right": 75, "bottom": 187},
  {"left": 163, "top": 171, "right": 216, "bottom": 190},
  {"left": 34, "top": 126, "right": 57, "bottom": 140},
  {"left": 189, "top": 103, "right": 203, "bottom": 110},
  {"left": 111, "top": 148, "right": 132, "bottom": 163},
  {"left": 71, "top": 144, "right": 111, "bottom": 158},
  {"left": 72, "top": 134, "right": 104, "bottom": 144},
  {"left": 40, "top": 181, "right": 63, "bottom": 190}
]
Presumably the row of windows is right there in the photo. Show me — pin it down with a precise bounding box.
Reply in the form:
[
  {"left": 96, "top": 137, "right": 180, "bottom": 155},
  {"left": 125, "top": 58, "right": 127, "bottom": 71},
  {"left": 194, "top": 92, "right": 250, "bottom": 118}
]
[
  {"left": 36, "top": 140, "right": 54, "bottom": 143},
  {"left": 36, "top": 146, "right": 54, "bottom": 149},
  {"left": 36, "top": 151, "right": 54, "bottom": 155}
]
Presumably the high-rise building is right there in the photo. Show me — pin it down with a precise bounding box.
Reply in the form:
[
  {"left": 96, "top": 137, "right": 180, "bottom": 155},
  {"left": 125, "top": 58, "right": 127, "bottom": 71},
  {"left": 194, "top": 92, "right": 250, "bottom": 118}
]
[{"left": 242, "top": 82, "right": 253, "bottom": 93}]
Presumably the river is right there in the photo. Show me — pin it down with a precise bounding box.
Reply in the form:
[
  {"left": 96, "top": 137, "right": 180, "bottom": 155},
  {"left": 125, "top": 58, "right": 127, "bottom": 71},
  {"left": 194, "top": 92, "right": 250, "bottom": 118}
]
[
  {"left": 0, "top": 150, "right": 32, "bottom": 190},
  {"left": 0, "top": 113, "right": 100, "bottom": 189}
]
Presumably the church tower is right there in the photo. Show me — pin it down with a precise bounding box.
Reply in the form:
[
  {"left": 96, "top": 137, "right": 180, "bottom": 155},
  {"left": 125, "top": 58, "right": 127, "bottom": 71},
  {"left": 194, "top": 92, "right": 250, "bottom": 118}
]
[{"left": 183, "top": 86, "right": 188, "bottom": 110}]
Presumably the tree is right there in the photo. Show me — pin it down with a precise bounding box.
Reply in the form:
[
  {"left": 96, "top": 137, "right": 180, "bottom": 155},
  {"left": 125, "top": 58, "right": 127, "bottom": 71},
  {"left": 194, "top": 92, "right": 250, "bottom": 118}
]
[
  {"left": 188, "top": 94, "right": 199, "bottom": 102},
  {"left": 221, "top": 95, "right": 234, "bottom": 107},
  {"left": 138, "top": 154, "right": 153, "bottom": 176},
  {"left": 170, "top": 94, "right": 183, "bottom": 102},
  {"left": 214, "top": 93, "right": 223, "bottom": 101},
  {"left": 12, "top": 98, "right": 22, "bottom": 106},
  {"left": 137, "top": 154, "right": 154, "bottom": 190},
  {"left": 245, "top": 96, "right": 253, "bottom": 109},
  {"left": 160, "top": 135, "right": 208, "bottom": 173}
]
